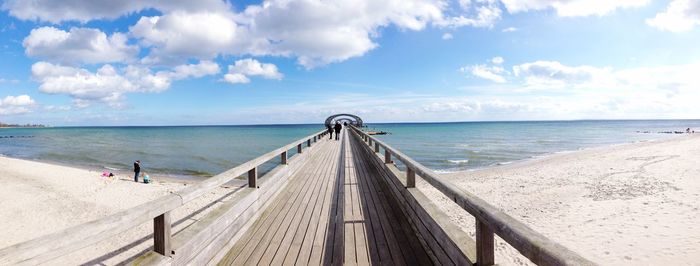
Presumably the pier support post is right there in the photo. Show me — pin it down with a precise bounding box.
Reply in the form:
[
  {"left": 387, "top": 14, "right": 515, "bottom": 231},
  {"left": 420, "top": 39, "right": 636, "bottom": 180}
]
[
  {"left": 406, "top": 168, "right": 415, "bottom": 188},
  {"left": 281, "top": 151, "right": 287, "bottom": 165},
  {"left": 248, "top": 167, "right": 257, "bottom": 188},
  {"left": 154, "top": 212, "right": 172, "bottom": 256},
  {"left": 384, "top": 150, "right": 392, "bottom": 164},
  {"left": 297, "top": 144, "right": 303, "bottom": 153},
  {"left": 307, "top": 139, "right": 311, "bottom": 147},
  {"left": 374, "top": 142, "right": 379, "bottom": 153},
  {"left": 476, "top": 220, "right": 495, "bottom": 266}
]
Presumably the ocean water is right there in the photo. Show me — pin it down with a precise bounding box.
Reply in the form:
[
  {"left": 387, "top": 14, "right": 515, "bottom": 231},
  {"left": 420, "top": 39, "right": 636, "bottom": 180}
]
[
  {"left": 0, "top": 120, "right": 698, "bottom": 178},
  {"left": 0, "top": 125, "right": 323, "bottom": 179},
  {"left": 367, "top": 120, "right": 700, "bottom": 173}
]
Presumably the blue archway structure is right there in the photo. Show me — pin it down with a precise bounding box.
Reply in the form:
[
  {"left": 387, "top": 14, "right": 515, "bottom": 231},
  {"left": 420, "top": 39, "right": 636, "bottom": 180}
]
[{"left": 325, "top": 114, "right": 363, "bottom": 128}]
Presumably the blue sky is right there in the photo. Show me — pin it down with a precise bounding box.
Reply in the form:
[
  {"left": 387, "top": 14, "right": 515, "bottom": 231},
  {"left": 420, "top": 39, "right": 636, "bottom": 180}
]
[{"left": 0, "top": 0, "right": 699, "bottom": 126}]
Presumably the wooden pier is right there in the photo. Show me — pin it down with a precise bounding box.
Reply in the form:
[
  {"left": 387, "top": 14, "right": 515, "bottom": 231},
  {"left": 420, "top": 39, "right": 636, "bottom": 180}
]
[{"left": 0, "top": 122, "right": 595, "bottom": 265}]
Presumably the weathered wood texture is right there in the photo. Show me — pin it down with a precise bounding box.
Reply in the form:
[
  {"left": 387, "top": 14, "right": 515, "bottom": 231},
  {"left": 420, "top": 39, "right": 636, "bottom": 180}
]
[
  {"left": 349, "top": 126, "right": 596, "bottom": 266},
  {"left": 349, "top": 129, "right": 471, "bottom": 265},
  {"left": 218, "top": 129, "right": 430, "bottom": 265},
  {"left": 0, "top": 130, "right": 327, "bottom": 265},
  {"left": 153, "top": 212, "right": 172, "bottom": 256}
]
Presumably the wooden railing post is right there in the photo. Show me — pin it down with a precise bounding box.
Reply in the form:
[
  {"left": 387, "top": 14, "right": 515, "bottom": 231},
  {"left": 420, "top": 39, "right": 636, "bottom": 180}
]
[
  {"left": 281, "top": 151, "right": 288, "bottom": 165},
  {"left": 154, "top": 212, "right": 172, "bottom": 256},
  {"left": 297, "top": 143, "right": 303, "bottom": 153},
  {"left": 374, "top": 142, "right": 379, "bottom": 153},
  {"left": 406, "top": 168, "right": 415, "bottom": 188},
  {"left": 384, "top": 149, "right": 392, "bottom": 164},
  {"left": 476, "top": 220, "right": 495, "bottom": 266},
  {"left": 248, "top": 167, "right": 257, "bottom": 188},
  {"left": 368, "top": 138, "right": 372, "bottom": 146},
  {"left": 307, "top": 139, "right": 311, "bottom": 147}
]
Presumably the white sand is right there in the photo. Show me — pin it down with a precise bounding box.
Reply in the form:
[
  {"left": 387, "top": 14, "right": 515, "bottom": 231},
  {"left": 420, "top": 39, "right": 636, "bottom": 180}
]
[
  {"left": 420, "top": 134, "right": 700, "bottom": 265},
  {"left": 0, "top": 156, "right": 241, "bottom": 265}
]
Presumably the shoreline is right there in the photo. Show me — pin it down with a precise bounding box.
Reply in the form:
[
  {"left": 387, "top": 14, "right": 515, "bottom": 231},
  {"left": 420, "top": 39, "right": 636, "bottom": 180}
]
[
  {"left": 0, "top": 155, "right": 244, "bottom": 264},
  {"left": 433, "top": 133, "right": 681, "bottom": 174},
  {"left": 424, "top": 134, "right": 700, "bottom": 265}
]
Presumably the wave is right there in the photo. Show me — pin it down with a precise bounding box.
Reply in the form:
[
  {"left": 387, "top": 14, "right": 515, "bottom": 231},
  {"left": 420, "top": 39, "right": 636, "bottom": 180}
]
[{"left": 446, "top": 159, "right": 469, "bottom": 165}]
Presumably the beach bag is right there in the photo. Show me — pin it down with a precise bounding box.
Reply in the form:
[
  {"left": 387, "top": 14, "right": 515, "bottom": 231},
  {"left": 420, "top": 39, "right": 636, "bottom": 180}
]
[{"left": 143, "top": 174, "right": 151, "bottom": 184}]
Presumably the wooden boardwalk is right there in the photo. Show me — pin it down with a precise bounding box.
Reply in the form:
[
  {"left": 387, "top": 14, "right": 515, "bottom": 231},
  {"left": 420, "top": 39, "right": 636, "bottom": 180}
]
[
  {"left": 0, "top": 120, "right": 593, "bottom": 266},
  {"left": 218, "top": 129, "right": 430, "bottom": 265}
]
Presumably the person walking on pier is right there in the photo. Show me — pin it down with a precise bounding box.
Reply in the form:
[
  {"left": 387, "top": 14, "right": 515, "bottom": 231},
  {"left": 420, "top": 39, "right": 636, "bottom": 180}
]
[
  {"left": 334, "top": 122, "right": 342, "bottom": 140},
  {"left": 133, "top": 160, "right": 141, "bottom": 182},
  {"left": 327, "top": 124, "right": 333, "bottom": 139}
]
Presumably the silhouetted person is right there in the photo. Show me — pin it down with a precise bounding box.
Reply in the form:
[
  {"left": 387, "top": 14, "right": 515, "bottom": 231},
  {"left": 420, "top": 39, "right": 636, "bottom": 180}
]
[
  {"left": 133, "top": 160, "right": 141, "bottom": 182},
  {"left": 334, "top": 122, "right": 342, "bottom": 140},
  {"left": 327, "top": 124, "right": 333, "bottom": 139}
]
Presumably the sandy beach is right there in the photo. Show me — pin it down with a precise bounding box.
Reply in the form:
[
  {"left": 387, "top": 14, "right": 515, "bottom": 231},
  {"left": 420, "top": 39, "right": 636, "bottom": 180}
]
[
  {"left": 2, "top": 134, "right": 699, "bottom": 265},
  {"left": 420, "top": 134, "right": 700, "bottom": 265},
  {"left": 0, "top": 156, "right": 242, "bottom": 265}
]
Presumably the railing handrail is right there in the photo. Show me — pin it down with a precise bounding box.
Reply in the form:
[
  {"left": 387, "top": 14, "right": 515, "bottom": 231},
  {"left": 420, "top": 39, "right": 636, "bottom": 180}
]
[
  {"left": 349, "top": 126, "right": 595, "bottom": 266},
  {"left": 0, "top": 128, "right": 327, "bottom": 265}
]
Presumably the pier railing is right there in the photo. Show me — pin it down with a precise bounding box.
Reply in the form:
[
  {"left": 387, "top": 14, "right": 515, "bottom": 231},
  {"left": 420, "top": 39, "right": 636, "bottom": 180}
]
[
  {"left": 0, "top": 129, "right": 328, "bottom": 265},
  {"left": 349, "top": 126, "right": 595, "bottom": 266}
]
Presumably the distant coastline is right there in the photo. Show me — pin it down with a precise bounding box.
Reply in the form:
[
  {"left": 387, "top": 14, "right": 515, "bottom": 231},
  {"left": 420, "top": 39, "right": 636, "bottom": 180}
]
[{"left": 0, "top": 122, "right": 48, "bottom": 128}]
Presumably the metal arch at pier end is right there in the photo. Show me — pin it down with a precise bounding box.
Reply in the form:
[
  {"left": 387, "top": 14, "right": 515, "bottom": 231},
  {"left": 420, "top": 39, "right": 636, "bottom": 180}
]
[{"left": 325, "top": 114, "right": 364, "bottom": 128}]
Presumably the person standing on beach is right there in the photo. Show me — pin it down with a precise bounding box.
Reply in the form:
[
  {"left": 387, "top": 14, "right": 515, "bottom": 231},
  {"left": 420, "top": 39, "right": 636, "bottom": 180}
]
[
  {"left": 327, "top": 124, "right": 333, "bottom": 139},
  {"left": 334, "top": 122, "right": 342, "bottom": 140},
  {"left": 133, "top": 160, "right": 141, "bottom": 182}
]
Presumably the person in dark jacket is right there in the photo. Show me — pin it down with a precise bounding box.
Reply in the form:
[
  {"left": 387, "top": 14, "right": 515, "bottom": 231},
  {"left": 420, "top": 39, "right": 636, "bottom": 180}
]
[
  {"left": 334, "top": 122, "right": 342, "bottom": 140},
  {"left": 327, "top": 124, "right": 333, "bottom": 139},
  {"left": 133, "top": 160, "right": 141, "bottom": 182}
]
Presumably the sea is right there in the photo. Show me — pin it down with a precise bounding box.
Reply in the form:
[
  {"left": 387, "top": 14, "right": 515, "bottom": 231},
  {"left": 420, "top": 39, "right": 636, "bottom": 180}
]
[{"left": 1, "top": 120, "right": 698, "bottom": 179}]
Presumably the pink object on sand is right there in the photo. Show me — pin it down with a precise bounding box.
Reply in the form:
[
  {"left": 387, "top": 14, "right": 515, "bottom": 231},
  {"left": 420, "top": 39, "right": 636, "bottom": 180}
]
[{"left": 102, "top": 171, "right": 109, "bottom": 177}]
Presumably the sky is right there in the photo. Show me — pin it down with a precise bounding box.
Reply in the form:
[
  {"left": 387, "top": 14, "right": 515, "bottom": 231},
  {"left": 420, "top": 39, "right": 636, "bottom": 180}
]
[{"left": 0, "top": 0, "right": 699, "bottom": 126}]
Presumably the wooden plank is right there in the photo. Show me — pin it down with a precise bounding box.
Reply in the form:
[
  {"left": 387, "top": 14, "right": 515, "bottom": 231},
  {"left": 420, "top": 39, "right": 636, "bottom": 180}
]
[
  {"left": 172, "top": 150, "right": 307, "bottom": 265},
  {"left": 283, "top": 139, "right": 339, "bottom": 265},
  {"left": 127, "top": 251, "right": 171, "bottom": 266},
  {"left": 153, "top": 212, "right": 172, "bottom": 256},
  {"left": 217, "top": 142, "right": 331, "bottom": 265},
  {"left": 348, "top": 127, "right": 595, "bottom": 266},
  {"left": 271, "top": 141, "right": 337, "bottom": 265},
  {"left": 295, "top": 142, "right": 338, "bottom": 265},
  {"left": 351, "top": 137, "right": 396, "bottom": 265},
  {"left": 345, "top": 136, "right": 370, "bottom": 265},
  {"left": 353, "top": 132, "right": 452, "bottom": 265},
  {"left": 327, "top": 130, "right": 346, "bottom": 265},
  {"left": 476, "top": 221, "right": 495, "bottom": 266},
  {"left": 315, "top": 136, "right": 345, "bottom": 265},
  {"left": 349, "top": 134, "right": 427, "bottom": 265},
  {"left": 351, "top": 130, "right": 475, "bottom": 265},
  {"left": 252, "top": 140, "right": 331, "bottom": 265}
]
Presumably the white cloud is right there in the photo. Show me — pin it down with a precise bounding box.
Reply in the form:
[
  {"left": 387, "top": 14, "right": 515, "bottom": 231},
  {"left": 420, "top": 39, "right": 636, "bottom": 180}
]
[
  {"left": 169, "top": 60, "right": 220, "bottom": 80},
  {"left": 502, "top": 27, "right": 517, "bottom": 32},
  {"left": 0, "top": 95, "right": 35, "bottom": 115},
  {"left": 646, "top": 0, "right": 700, "bottom": 32},
  {"left": 491, "top": 56, "right": 504, "bottom": 64},
  {"left": 23, "top": 27, "right": 138, "bottom": 64},
  {"left": 442, "top": 33, "right": 454, "bottom": 40},
  {"left": 31, "top": 60, "right": 219, "bottom": 107},
  {"left": 130, "top": 11, "right": 246, "bottom": 64},
  {"left": 2, "top": 0, "right": 229, "bottom": 23},
  {"left": 462, "top": 64, "right": 507, "bottom": 83},
  {"left": 500, "top": 0, "right": 650, "bottom": 17},
  {"left": 223, "top": 59, "right": 282, "bottom": 84},
  {"left": 9, "top": 0, "right": 512, "bottom": 68},
  {"left": 435, "top": 0, "right": 502, "bottom": 28},
  {"left": 512, "top": 60, "right": 614, "bottom": 88}
]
